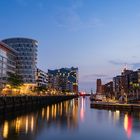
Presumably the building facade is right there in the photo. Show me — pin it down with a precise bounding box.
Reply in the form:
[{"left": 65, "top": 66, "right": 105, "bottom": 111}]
[
  {"left": 121, "top": 69, "right": 133, "bottom": 94},
  {"left": 2, "top": 38, "right": 38, "bottom": 84},
  {"left": 48, "top": 67, "right": 78, "bottom": 94},
  {"left": 129, "top": 69, "right": 140, "bottom": 97},
  {"left": 104, "top": 81, "right": 113, "bottom": 98},
  {"left": 96, "top": 79, "right": 102, "bottom": 94},
  {"left": 113, "top": 75, "right": 123, "bottom": 98},
  {"left": 36, "top": 68, "right": 48, "bottom": 87},
  {"left": 0, "top": 42, "right": 17, "bottom": 88}
]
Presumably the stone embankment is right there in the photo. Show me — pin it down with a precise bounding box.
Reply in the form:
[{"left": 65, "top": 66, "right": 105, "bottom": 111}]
[
  {"left": 90, "top": 102, "right": 140, "bottom": 111},
  {"left": 0, "top": 95, "right": 78, "bottom": 112}
]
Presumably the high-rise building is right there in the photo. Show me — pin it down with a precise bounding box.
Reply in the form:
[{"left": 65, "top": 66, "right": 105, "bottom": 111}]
[
  {"left": 48, "top": 67, "right": 78, "bottom": 93},
  {"left": 113, "top": 75, "right": 123, "bottom": 98},
  {"left": 96, "top": 79, "right": 102, "bottom": 94},
  {"left": 2, "top": 38, "right": 38, "bottom": 84},
  {"left": 129, "top": 69, "right": 140, "bottom": 92},
  {"left": 104, "top": 81, "right": 113, "bottom": 98},
  {"left": 113, "top": 68, "right": 133, "bottom": 98},
  {"left": 129, "top": 70, "right": 139, "bottom": 84},
  {"left": 121, "top": 68, "right": 133, "bottom": 94},
  {"left": 0, "top": 42, "right": 17, "bottom": 88}
]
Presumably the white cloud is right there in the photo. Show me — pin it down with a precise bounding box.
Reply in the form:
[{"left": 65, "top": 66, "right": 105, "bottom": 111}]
[{"left": 53, "top": 1, "right": 102, "bottom": 31}]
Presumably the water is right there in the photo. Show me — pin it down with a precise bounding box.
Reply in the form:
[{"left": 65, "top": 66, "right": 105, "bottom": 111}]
[{"left": 0, "top": 97, "right": 140, "bottom": 140}]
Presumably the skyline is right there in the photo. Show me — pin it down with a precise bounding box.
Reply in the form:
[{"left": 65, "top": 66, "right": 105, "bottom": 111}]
[{"left": 1, "top": 0, "right": 140, "bottom": 92}]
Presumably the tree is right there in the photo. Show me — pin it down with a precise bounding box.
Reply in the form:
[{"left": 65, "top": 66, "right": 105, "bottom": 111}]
[
  {"left": 7, "top": 73, "right": 23, "bottom": 89},
  {"left": 34, "top": 86, "right": 47, "bottom": 95},
  {"left": 133, "top": 83, "right": 140, "bottom": 100}
]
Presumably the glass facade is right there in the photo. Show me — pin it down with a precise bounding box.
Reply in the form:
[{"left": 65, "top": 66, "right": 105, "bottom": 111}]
[
  {"left": 48, "top": 67, "right": 79, "bottom": 93},
  {"left": 2, "top": 38, "right": 38, "bottom": 84},
  {"left": 0, "top": 42, "right": 16, "bottom": 87}
]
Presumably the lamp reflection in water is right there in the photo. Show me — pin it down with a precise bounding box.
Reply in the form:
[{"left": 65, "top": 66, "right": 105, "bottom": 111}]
[
  {"left": 113, "top": 110, "right": 120, "bottom": 123},
  {"left": 16, "top": 118, "right": 21, "bottom": 133},
  {"left": 51, "top": 104, "right": 57, "bottom": 119},
  {"left": 1, "top": 100, "right": 78, "bottom": 139},
  {"left": 25, "top": 116, "right": 29, "bottom": 134},
  {"left": 80, "top": 97, "right": 85, "bottom": 122},
  {"left": 124, "top": 114, "right": 133, "bottom": 139},
  {"left": 31, "top": 116, "right": 34, "bottom": 132},
  {"left": 3, "top": 121, "right": 9, "bottom": 138},
  {"left": 46, "top": 106, "right": 50, "bottom": 121},
  {"left": 42, "top": 108, "right": 45, "bottom": 119}
]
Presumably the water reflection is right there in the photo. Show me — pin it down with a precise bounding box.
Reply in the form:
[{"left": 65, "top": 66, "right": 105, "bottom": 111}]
[
  {"left": 80, "top": 97, "right": 85, "bottom": 122},
  {"left": 107, "top": 110, "right": 134, "bottom": 139},
  {"left": 1, "top": 98, "right": 140, "bottom": 140},
  {"left": 3, "top": 121, "right": 8, "bottom": 139},
  {"left": 124, "top": 114, "right": 133, "bottom": 139},
  {"left": 0, "top": 99, "right": 78, "bottom": 140},
  {"left": 110, "top": 110, "right": 120, "bottom": 124}
]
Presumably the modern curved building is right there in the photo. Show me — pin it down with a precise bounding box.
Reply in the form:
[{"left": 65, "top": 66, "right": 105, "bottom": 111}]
[
  {"left": 2, "top": 38, "right": 38, "bottom": 84},
  {"left": 48, "top": 67, "right": 79, "bottom": 93},
  {"left": 0, "top": 42, "right": 17, "bottom": 87}
]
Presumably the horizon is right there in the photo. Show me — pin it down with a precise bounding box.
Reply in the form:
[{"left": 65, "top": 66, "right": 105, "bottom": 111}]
[{"left": 1, "top": 0, "right": 140, "bottom": 92}]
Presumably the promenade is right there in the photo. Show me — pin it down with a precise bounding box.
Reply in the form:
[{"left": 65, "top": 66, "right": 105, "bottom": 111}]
[{"left": 90, "top": 101, "right": 140, "bottom": 111}]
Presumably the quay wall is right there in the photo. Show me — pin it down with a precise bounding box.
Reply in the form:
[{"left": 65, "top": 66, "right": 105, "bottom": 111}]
[
  {"left": 90, "top": 102, "right": 140, "bottom": 111},
  {"left": 0, "top": 95, "right": 78, "bottom": 112}
]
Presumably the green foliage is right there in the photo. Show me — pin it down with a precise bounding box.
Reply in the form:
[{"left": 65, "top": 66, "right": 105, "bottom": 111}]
[
  {"left": 34, "top": 86, "right": 47, "bottom": 94},
  {"left": 7, "top": 73, "right": 23, "bottom": 89}
]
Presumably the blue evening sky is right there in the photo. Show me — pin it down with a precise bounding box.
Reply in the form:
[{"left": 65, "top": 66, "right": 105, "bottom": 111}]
[{"left": 1, "top": 0, "right": 140, "bottom": 92}]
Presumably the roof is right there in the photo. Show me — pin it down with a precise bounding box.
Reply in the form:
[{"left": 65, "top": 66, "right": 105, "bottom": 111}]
[
  {"left": 2, "top": 37, "right": 38, "bottom": 43},
  {"left": 0, "top": 41, "right": 18, "bottom": 53}
]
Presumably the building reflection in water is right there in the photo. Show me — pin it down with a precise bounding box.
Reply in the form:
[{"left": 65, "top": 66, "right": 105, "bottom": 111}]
[
  {"left": 80, "top": 97, "right": 85, "bottom": 122},
  {"left": 0, "top": 99, "right": 78, "bottom": 140}
]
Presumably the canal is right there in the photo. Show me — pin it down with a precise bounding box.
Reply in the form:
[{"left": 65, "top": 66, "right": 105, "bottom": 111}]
[{"left": 0, "top": 97, "right": 140, "bottom": 140}]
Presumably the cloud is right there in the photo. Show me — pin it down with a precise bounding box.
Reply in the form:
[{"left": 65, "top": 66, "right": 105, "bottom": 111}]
[
  {"left": 55, "top": 12, "right": 102, "bottom": 31},
  {"left": 109, "top": 60, "right": 125, "bottom": 66},
  {"left": 80, "top": 73, "right": 110, "bottom": 83},
  {"left": 83, "top": 74, "right": 108, "bottom": 78},
  {"left": 54, "top": 1, "right": 102, "bottom": 31},
  {"left": 132, "top": 56, "right": 138, "bottom": 59},
  {"left": 55, "top": 8, "right": 81, "bottom": 29},
  {"left": 109, "top": 60, "right": 140, "bottom": 70}
]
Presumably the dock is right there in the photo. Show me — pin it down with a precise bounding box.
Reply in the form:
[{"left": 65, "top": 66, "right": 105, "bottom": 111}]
[{"left": 90, "top": 102, "right": 140, "bottom": 111}]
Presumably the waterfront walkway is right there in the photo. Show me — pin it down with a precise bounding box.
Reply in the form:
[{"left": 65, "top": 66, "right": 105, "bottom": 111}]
[{"left": 90, "top": 101, "right": 140, "bottom": 111}]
